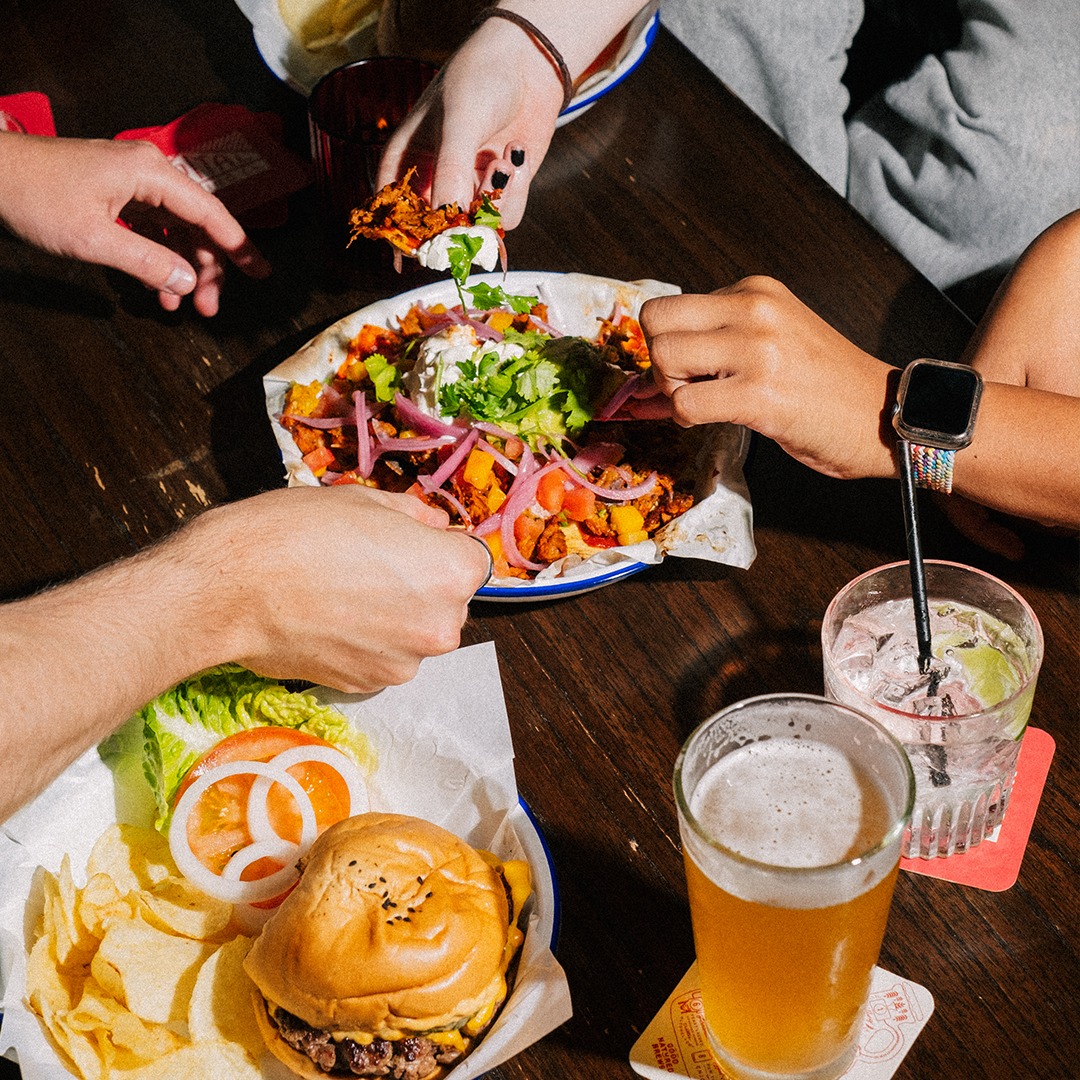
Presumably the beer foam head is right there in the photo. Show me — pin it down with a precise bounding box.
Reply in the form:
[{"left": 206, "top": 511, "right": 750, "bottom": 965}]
[
  {"left": 683, "top": 737, "right": 900, "bottom": 907},
  {"left": 690, "top": 739, "right": 868, "bottom": 868}
]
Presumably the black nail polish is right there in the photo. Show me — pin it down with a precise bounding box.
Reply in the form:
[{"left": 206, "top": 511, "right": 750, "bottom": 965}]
[
  {"left": 492, "top": 170, "right": 509, "bottom": 189},
  {"left": 510, "top": 148, "right": 525, "bottom": 167}
]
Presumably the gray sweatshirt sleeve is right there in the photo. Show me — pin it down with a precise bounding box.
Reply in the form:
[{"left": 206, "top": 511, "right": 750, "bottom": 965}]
[
  {"left": 846, "top": 0, "right": 1078, "bottom": 288},
  {"left": 662, "top": 0, "right": 1079, "bottom": 290}
]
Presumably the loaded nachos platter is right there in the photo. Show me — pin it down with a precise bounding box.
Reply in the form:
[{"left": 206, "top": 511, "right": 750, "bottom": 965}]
[{"left": 264, "top": 271, "right": 755, "bottom": 600}]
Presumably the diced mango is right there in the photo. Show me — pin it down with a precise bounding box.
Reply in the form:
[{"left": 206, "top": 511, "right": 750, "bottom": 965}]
[
  {"left": 487, "top": 480, "right": 508, "bottom": 512},
  {"left": 620, "top": 529, "right": 649, "bottom": 546},
  {"left": 463, "top": 447, "right": 495, "bottom": 489},
  {"left": 486, "top": 310, "right": 515, "bottom": 333},
  {"left": 609, "top": 505, "right": 645, "bottom": 536}
]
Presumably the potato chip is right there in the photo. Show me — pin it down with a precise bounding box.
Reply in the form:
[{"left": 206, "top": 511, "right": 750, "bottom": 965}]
[
  {"left": 86, "top": 824, "right": 174, "bottom": 895},
  {"left": 65, "top": 977, "right": 182, "bottom": 1061},
  {"left": 25, "top": 931, "right": 81, "bottom": 1018},
  {"left": 134, "top": 875, "right": 232, "bottom": 941},
  {"left": 90, "top": 915, "right": 216, "bottom": 1025},
  {"left": 187, "top": 936, "right": 264, "bottom": 1058},
  {"left": 77, "top": 872, "right": 135, "bottom": 939},
  {"left": 278, "top": 0, "right": 379, "bottom": 48},
  {"left": 110, "top": 1039, "right": 262, "bottom": 1079},
  {"left": 42, "top": 859, "right": 97, "bottom": 973},
  {"left": 26, "top": 820, "right": 275, "bottom": 1080}
]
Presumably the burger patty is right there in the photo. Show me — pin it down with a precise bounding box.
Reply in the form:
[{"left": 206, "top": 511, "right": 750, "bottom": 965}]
[{"left": 272, "top": 1007, "right": 463, "bottom": 1079}]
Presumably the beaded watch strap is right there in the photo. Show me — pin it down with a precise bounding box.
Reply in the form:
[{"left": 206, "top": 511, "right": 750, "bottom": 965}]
[{"left": 909, "top": 442, "right": 956, "bottom": 494}]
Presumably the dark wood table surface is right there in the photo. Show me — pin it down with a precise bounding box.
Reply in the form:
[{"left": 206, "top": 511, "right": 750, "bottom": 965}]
[{"left": 1, "top": 2, "right": 1077, "bottom": 1078}]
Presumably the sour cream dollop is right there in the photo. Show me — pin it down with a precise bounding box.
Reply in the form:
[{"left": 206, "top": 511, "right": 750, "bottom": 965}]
[
  {"left": 403, "top": 324, "right": 527, "bottom": 418},
  {"left": 415, "top": 226, "right": 500, "bottom": 272}
]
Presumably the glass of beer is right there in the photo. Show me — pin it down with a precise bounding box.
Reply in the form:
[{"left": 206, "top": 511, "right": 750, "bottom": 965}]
[{"left": 674, "top": 694, "right": 915, "bottom": 1080}]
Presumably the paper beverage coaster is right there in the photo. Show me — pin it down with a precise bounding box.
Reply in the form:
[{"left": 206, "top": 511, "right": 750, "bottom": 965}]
[
  {"left": 630, "top": 963, "right": 933, "bottom": 1080},
  {"left": 899, "top": 726, "right": 1055, "bottom": 891}
]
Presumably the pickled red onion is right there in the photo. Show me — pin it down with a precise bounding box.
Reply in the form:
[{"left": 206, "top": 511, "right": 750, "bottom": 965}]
[
  {"left": 421, "top": 426, "right": 480, "bottom": 490},
  {"left": 354, "top": 391, "right": 374, "bottom": 478}
]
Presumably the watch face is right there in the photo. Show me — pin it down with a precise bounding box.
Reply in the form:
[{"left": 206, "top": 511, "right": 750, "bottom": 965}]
[{"left": 898, "top": 361, "right": 981, "bottom": 438}]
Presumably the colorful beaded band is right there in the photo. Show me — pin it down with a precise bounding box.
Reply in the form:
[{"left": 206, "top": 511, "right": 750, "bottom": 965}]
[
  {"left": 909, "top": 442, "right": 956, "bottom": 494},
  {"left": 472, "top": 8, "right": 575, "bottom": 112}
]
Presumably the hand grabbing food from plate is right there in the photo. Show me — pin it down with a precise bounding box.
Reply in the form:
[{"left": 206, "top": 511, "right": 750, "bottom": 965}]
[
  {"left": 348, "top": 165, "right": 506, "bottom": 276},
  {"left": 180, "top": 485, "right": 490, "bottom": 690},
  {"left": 375, "top": 1, "right": 650, "bottom": 229},
  {"left": 0, "top": 485, "right": 487, "bottom": 822}
]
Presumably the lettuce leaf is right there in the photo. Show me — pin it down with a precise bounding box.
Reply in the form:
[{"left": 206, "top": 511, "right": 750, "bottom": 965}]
[{"left": 99, "top": 665, "right": 375, "bottom": 830}]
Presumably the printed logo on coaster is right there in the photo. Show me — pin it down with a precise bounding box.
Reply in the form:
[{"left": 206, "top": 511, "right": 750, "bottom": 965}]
[
  {"left": 899, "top": 727, "right": 1054, "bottom": 891},
  {"left": 0, "top": 91, "right": 56, "bottom": 136},
  {"left": 114, "top": 103, "right": 311, "bottom": 227},
  {"left": 629, "top": 964, "right": 933, "bottom": 1080}
]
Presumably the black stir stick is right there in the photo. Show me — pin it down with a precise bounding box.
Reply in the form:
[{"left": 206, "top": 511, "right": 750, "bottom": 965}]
[{"left": 897, "top": 441, "right": 934, "bottom": 678}]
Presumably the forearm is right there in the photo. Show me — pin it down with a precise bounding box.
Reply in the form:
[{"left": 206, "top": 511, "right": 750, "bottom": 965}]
[
  {"left": 0, "top": 534, "right": 229, "bottom": 822},
  {"left": 950, "top": 381, "right": 1080, "bottom": 528}
]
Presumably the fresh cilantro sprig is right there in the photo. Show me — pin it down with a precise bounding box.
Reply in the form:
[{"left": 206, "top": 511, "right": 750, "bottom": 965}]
[{"left": 443, "top": 199, "right": 538, "bottom": 313}]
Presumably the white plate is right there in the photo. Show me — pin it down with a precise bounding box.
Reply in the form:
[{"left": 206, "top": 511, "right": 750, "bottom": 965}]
[
  {"left": 263, "top": 270, "right": 757, "bottom": 602},
  {"left": 237, "top": 0, "right": 659, "bottom": 123}
]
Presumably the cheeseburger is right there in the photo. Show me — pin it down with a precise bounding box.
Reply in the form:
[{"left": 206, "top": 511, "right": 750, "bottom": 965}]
[{"left": 244, "top": 813, "right": 531, "bottom": 1079}]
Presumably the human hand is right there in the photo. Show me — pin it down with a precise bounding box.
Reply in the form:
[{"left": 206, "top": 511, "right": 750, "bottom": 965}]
[
  {"left": 0, "top": 134, "right": 270, "bottom": 316},
  {"left": 184, "top": 486, "right": 490, "bottom": 693},
  {"left": 376, "top": 17, "right": 566, "bottom": 228},
  {"left": 641, "top": 276, "right": 899, "bottom": 480}
]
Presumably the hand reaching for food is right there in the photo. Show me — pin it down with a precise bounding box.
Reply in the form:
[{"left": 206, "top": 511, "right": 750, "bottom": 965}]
[{"left": 0, "top": 133, "right": 270, "bottom": 316}]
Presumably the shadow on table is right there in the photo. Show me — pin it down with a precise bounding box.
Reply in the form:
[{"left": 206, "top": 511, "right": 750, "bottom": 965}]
[{"left": 532, "top": 825, "right": 696, "bottom": 1072}]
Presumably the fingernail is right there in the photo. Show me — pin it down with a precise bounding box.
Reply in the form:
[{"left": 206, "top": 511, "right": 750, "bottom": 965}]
[
  {"left": 491, "top": 170, "right": 509, "bottom": 190},
  {"left": 510, "top": 147, "right": 525, "bottom": 167},
  {"left": 164, "top": 266, "right": 196, "bottom": 294}
]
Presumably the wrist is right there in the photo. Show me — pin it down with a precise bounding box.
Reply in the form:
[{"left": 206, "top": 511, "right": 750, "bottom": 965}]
[{"left": 472, "top": 8, "right": 573, "bottom": 110}]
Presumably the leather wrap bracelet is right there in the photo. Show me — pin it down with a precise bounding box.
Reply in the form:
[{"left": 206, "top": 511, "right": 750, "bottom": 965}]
[{"left": 472, "top": 7, "right": 575, "bottom": 112}]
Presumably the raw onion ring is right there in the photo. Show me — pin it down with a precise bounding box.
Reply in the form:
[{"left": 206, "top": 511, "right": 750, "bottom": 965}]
[
  {"left": 170, "top": 761, "right": 317, "bottom": 905},
  {"left": 246, "top": 745, "right": 370, "bottom": 845}
]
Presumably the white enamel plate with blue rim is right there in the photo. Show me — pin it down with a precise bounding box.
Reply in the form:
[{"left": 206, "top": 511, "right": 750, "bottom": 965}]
[{"left": 263, "top": 271, "right": 757, "bottom": 603}]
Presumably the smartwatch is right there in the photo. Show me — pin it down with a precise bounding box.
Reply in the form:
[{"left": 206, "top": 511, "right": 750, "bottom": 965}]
[{"left": 892, "top": 358, "right": 983, "bottom": 494}]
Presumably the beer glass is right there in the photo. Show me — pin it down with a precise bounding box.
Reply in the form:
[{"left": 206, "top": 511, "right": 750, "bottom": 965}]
[{"left": 674, "top": 694, "right": 914, "bottom": 1080}]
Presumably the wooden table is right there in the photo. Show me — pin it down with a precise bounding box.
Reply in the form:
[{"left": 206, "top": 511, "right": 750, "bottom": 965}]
[{"left": 1, "top": 2, "right": 1076, "bottom": 1078}]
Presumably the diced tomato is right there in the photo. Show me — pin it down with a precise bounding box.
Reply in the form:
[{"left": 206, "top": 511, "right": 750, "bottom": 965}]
[
  {"left": 174, "top": 728, "right": 353, "bottom": 884},
  {"left": 561, "top": 485, "right": 596, "bottom": 522},
  {"left": 302, "top": 444, "right": 337, "bottom": 475},
  {"left": 513, "top": 511, "right": 545, "bottom": 553},
  {"left": 536, "top": 470, "right": 566, "bottom": 513},
  {"left": 582, "top": 533, "right": 619, "bottom": 548}
]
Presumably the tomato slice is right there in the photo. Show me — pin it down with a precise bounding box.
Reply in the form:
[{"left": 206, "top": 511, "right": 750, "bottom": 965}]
[{"left": 175, "top": 728, "right": 353, "bottom": 882}]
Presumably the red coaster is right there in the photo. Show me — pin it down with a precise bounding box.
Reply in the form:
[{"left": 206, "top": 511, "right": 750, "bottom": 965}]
[
  {"left": 900, "top": 727, "right": 1055, "bottom": 891},
  {"left": 0, "top": 91, "right": 56, "bottom": 135},
  {"left": 114, "top": 103, "right": 311, "bottom": 228}
]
